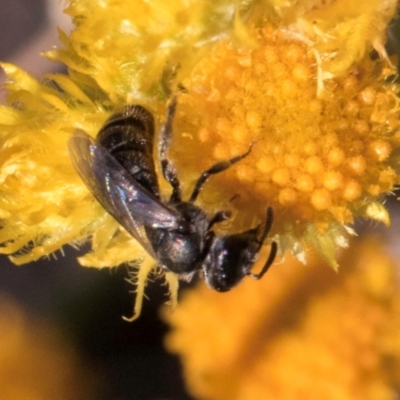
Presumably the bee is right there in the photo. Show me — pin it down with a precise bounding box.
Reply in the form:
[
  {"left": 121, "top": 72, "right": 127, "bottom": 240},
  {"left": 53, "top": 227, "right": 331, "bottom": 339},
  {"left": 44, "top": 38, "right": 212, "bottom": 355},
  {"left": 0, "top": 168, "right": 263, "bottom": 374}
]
[{"left": 68, "top": 99, "right": 277, "bottom": 292}]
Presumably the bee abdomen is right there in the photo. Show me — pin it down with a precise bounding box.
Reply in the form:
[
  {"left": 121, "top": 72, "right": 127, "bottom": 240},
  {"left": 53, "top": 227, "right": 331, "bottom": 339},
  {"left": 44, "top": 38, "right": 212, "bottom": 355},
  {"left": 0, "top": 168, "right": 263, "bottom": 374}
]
[
  {"left": 97, "top": 105, "right": 160, "bottom": 197},
  {"left": 98, "top": 105, "right": 155, "bottom": 154}
]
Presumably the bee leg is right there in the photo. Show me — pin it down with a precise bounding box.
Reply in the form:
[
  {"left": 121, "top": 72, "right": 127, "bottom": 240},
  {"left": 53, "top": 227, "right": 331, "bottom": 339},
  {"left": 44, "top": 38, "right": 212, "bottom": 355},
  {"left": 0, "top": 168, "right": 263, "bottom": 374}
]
[
  {"left": 189, "top": 142, "right": 254, "bottom": 202},
  {"left": 259, "top": 207, "right": 274, "bottom": 242},
  {"left": 247, "top": 207, "right": 277, "bottom": 280},
  {"left": 247, "top": 241, "right": 278, "bottom": 280},
  {"left": 201, "top": 230, "right": 216, "bottom": 261},
  {"left": 207, "top": 210, "right": 232, "bottom": 230},
  {"left": 159, "top": 97, "right": 182, "bottom": 202}
]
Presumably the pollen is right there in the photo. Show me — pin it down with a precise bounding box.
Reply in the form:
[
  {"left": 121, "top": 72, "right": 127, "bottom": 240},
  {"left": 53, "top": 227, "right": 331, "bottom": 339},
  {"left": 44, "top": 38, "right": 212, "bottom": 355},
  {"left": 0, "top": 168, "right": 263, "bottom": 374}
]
[
  {"left": 278, "top": 188, "right": 298, "bottom": 206},
  {"left": 232, "top": 125, "right": 250, "bottom": 143},
  {"left": 322, "top": 171, "right": 343, "bottom": 191},
  {"left": 368, "top": 140, "right": 391, "bottom": 162},
  {"left": 304, "top": 156, "right": 324, "bottom": 175},
  {"left": 327, "top": 148, "right": 345, "bottom": 167},
  {"left": 245, "top": 111, "right": 262, "bottom": 130},
  {"left": 295, "top": 174, "right": 314, "bottom": 192},
  {"left": 212, "top": 142, "right": 230, "bottom": 160},
  {"left": 347, "top": 156, "right": 367, "bottom": 176},
  {"left": 272, "top": 168, "right": 291, "bottom": 186},
  {"left": 216, "top": 118, "right": 232, "bottom": 136},
  {"left": 311, "top": 189, "right": 332, "bottom": 211},
  {"left": 359, "top": 87, "right": 376, "bottom": 105},
  {"left": 284, "top": 154, "right": 300, "bottom": 168},
  {"left": 343, "top": 180, "right": 362, "bottom": 201},
  {"left": 236, "top": 164, "right": 256, "bottom": 183},
  {"left": 256, "top": 157, "right": 274, "bottom": 173}
]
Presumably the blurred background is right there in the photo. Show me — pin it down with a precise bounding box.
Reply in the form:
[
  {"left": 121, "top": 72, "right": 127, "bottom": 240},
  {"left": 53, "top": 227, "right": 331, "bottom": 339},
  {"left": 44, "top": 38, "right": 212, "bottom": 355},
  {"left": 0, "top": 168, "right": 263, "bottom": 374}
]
[
  {"left": 0, "top": 1, "right": 192, "bottom": 399},
  {"left": 0, "top": 1, "right": 400, "bottom": 400}
]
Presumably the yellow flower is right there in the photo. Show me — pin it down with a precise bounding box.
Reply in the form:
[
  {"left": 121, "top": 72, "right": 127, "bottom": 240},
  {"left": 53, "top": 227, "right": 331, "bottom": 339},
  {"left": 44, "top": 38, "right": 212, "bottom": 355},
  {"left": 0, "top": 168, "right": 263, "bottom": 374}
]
[
  {"left": 0, "top": 1, "right": 398, "bottom": 317},
  {"left": 164, "top": 237, "right": 400, "bottom": 400},
  {"left": 173, "top": 24, "right": 399, "bottom": 269},
  {"left": 0, "top": 296, "right": 96, "bottom": 399}
]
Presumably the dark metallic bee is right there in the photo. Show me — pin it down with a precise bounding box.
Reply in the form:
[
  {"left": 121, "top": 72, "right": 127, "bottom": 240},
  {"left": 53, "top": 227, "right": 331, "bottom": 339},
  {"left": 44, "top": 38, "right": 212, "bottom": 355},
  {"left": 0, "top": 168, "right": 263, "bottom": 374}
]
[{"left": 68, "top": 99, "right": 278, "bottom": 292}]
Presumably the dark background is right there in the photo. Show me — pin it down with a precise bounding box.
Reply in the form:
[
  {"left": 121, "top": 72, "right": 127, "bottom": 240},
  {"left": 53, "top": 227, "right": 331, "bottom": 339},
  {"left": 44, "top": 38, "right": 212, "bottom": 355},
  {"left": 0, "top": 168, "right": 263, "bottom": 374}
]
[{"left": 0, "top": 1, "right": 192, "bottom": 399}]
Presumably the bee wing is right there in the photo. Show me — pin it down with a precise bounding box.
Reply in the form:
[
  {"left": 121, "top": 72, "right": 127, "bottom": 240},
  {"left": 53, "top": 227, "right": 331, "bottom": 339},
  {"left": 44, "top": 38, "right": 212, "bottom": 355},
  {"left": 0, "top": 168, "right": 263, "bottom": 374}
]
[{"left": 68, "top": 129, "right": 181, "bottom": 258}]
